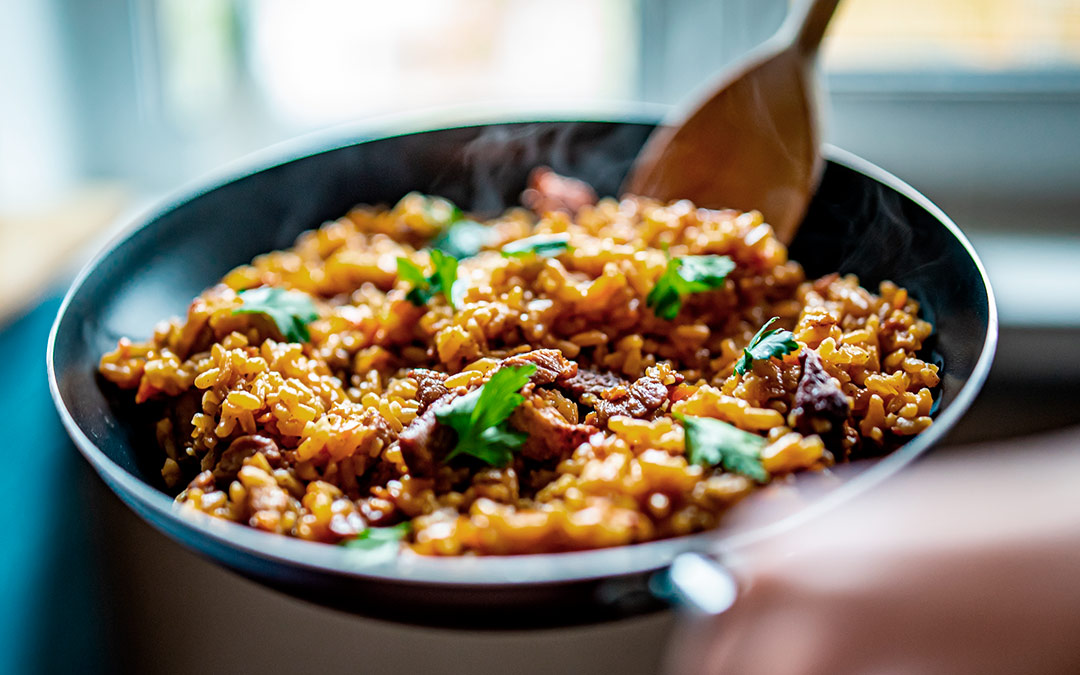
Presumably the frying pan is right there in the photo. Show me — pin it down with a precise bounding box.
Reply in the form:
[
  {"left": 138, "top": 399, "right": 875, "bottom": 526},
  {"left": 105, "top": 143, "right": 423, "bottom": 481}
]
[{"left": 47, "top": 113, "right": 996, "bottom": 629}]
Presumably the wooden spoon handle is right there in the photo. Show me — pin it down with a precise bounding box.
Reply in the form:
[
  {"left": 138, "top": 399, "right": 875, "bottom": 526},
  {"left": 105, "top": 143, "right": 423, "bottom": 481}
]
[{"left": 792, "top": 0, "right": 843, "bottom": 55}]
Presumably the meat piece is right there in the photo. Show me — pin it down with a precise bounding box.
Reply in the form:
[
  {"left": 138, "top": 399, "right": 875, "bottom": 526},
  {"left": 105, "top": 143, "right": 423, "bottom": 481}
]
[
  {"left": 535, "top": 388, "right": 579, "bottom": 424},
  {"left": 402, "top": 353, "right": 588, "bottom": 472},
  {"left": 187, "top": 469, "right": 215, "bottom": 492},
  {"left": 363, "top": 407, "right": 397, "bottom": 453},
  {"left": 410, "top": 368, "right": 450, "bottom": 411},
  {"left": 520, "top": 167, "right": 598, "bottom": 217},
  {"left": 500, "top": 349, "right": 578, "bottom": 386},
  {"left": 792, "top": 349, "right": 850, "bottom": 437},
  {"left": 509, "top": 395, "right": 596, "bottom": 462},
  {"left": 213, "top": 434, "right": 281, "bottom": 481},
  {"left": 559, "top": 367, "right": 627, "bottom": 406},
  {"left": 595, "top": 376, "right": 669, "bottom": 425},
  {"left": 397, "top": 393, "right": 457, "bottom": 476},
  {"left": 812, "top": 273, "right": 840, "bottom": 296}
]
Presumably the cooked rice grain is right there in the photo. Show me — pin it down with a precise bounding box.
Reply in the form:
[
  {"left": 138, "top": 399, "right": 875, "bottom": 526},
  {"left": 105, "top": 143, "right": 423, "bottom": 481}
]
[{"left": 100, "top": 190, "right": 939, "bottom": 555}]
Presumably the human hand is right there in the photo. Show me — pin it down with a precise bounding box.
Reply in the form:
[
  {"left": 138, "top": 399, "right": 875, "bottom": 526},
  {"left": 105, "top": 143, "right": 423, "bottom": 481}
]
[{"left": 665, "top": 428, "right": 1080, "bottom": 675}]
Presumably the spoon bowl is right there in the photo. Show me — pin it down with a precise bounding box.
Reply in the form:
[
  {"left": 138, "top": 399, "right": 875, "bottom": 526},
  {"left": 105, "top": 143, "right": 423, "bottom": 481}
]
[{"left": 624, "top": 0, "right": 842, "bottom": 244}]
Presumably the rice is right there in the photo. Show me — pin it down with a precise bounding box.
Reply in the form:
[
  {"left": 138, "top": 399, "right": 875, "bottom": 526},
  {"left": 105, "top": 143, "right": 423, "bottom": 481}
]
[{"left": 99, "top": 180, "right": 939, "bottom": 556}]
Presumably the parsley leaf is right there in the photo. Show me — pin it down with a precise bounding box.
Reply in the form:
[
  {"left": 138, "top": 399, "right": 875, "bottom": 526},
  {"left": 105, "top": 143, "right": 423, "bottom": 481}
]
[
  {"left": 233, "top": 287, "right": 319, "bottom": 343},
  {"left": 734, "top": 316, "right": 799, "bottom": 375},
  {"left": 342, "top": 522, "right": 411, "bottom": 559},
  {"left": 646, "top": 258, "right": 685, "bottom": 321},
  {"left": 500, "top": 233, "right": 572, "bottom": 258},
  {"left": 430, "top": 249, "right": 459, "bottom": 307},
  {"left": 435, "top": 363, "right": 536, "bottom": 467},
  {"left": 679, "top": 255, "right": 738, "bottom": 289},
  {"left": 646, "top": 254, "right": 735, "bottom": 320},
  {"left": 433, "top": 218, "right": 492, "bottom": 259},
  {"left": 404, "top": 192, "right": 491, "bottom": 259},
  {"left": 675, "top": 413, "right": 768, "bottom": 482},
  {"left": 396, "top": 257, "right": 432, "bottom": 305},
  {"left": 397, "top": 250, "right": 462, "bottom": 309}
]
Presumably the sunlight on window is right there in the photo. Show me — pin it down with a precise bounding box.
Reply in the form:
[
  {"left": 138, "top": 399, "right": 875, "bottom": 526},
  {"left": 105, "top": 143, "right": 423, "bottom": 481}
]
[
  {"left": 245, "top": 0, "right": 637, "bottom": 128},
  {"left": 825, "top": 0, "right": 1080, "bottom": 71}
]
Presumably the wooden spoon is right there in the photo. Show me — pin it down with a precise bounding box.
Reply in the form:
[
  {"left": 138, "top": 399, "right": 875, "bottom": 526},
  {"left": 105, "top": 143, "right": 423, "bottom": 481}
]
[{"left": 622, "top": 0, "right": 842, "bottom": 245}]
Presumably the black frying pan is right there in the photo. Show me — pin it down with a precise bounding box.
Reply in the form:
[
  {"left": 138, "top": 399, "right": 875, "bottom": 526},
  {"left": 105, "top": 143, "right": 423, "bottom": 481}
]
[{"left": 47, "top": 114, "right": 996, "bottom": 629}]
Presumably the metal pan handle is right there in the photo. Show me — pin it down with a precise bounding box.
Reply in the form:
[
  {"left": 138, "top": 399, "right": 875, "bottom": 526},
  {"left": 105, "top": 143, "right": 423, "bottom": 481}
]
[{"left": 649, "top": 553, "right": 739, "bottom": 615}]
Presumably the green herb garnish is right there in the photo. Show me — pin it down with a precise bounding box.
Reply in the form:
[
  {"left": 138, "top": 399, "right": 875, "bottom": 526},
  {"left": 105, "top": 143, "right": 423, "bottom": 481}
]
[
  {"left": 646, "top": 254, "right": 736, "bottom": 320},
  {"left": 500, "top": 233, "right": 572, "bottom": 258},
  {"left": 232, "top": 287, "right": 319, "bottom": 343},
  {"left": 397, "top": 249, "right": 462, "bottom": 309},
  {"left": 431, "top": 249, "right": 460, "bottom": 307},
  {"left": 733, "top": 317, "right": 799, "bottom": 375},
  {"left": 342, "top": 522, "right": 411, "bottom": 559},
  {"left": 433, "top": 218, "right": 492, "bottom": 259},
  {"left": 675, "top": 413, "right": 768, "bottom": 482},
  {"left": 435, "top": 363, "right": 537, "bottom": 467},
  {"left": 396, "top": 257, "right": 431, "bottom": 304},
  {"left": 404, "top": 192, "right": 491, "bottom": 259}
]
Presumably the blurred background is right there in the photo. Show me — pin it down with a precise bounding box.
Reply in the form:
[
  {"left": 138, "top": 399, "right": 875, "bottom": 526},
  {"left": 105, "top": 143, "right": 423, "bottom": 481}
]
[{"left": 2, "top": 0, "right": 1078, "bottom": 673}]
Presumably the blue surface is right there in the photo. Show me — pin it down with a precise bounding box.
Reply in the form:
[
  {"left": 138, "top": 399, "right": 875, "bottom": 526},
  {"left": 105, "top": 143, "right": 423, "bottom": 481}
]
[{"left": 0, "top": 295, "right": 108, "bottom": 674}]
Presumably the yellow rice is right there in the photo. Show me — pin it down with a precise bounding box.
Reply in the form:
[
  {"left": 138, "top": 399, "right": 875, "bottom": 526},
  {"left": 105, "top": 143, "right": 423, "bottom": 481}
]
[{"left": 100, "top": 190, "right": 939, "bottom": 555}]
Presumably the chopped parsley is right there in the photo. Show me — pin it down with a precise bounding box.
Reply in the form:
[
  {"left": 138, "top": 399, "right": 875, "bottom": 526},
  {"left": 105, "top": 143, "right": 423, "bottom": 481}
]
[
  {"left": 500, "top": 233, "right": 572, "bottom": 258},
  {"left": 397, "top": 249, "right": 462, "bottom": 309},
  {"left": 232, "top": 287, "right": 319, "bottom": 343},
  {"left": 646, "top": 254, "right": 736, "bottom": 320},
  {"left": 675, "top": 413, "right": 768, "bottom": 482},
  {"left": 734, "top": 317, "right": 799, "bottom": 375},
  {"left": 433, "top": 218, "right": 493, "bottom": 259},
  {"left": 399, "top": 192, "right": 490, "bottom": 259},
  {"left": 435, "top": 363, "right": 536, "bottom": 467},
  {"left": 342, "top": 521, "right": 410, "bottom": 559}
]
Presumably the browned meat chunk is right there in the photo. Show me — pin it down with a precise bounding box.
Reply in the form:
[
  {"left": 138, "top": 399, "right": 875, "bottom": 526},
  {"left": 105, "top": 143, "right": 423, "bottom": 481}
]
[
  {"left": 509, "top": 395, "right": 596, "bottom": 462},
  {"left": 410, "top": 368, "right": 450, "bottom": 411},
  {"left": 500, "top": 349, "right": 578, "bottom": 386},
  {"left": 595, "top": 376, "right": 669, "bottom": 425},
  {"left": 520, "top": 167, "right": 598, "bottom": 217},
  {"left": 403, "top": 354, "right": 592, "bottom": 471},
  {"left": 213, "top": 434, "right": 281, "bottom": 481},
  {"left": 792, "top": 349, "right": 850, "bottom": 437},
  {"left": 535, "top": 388, "right": 579, "bottom": 424},
  {"left": 187, "top": 469, "right": 215, "bottom": 492},
  {"left": 559, "top": 367, "right": 627, "bottom": 406},
  {"left": 397, "top": 393, "right": 457, "bottom": 476}
]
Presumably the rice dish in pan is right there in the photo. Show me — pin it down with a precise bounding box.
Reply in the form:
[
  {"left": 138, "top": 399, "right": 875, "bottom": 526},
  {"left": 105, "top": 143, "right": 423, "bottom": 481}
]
[{"left": 100, "top": 169, "right": 939, "bottom": 555}]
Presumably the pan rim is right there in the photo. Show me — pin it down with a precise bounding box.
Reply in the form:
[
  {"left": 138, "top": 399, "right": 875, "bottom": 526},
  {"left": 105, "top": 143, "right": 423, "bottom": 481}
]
[{"left": 46, "top": 111, "right": 997, "bottom": 588}]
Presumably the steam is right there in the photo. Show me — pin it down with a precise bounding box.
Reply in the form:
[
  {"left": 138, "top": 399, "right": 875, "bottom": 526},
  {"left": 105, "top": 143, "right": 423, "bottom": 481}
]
[
  {"left": 458, "top": 123, "right": 553, "bottom": 214},
  {"left": 840, "top": 180, "right": 916, "bottom": 279},
  {"left": 419, "top": 118, "right": 944, "bottom": 338},
  {"left": 795, "top": 167, "right": 946, "bottom": 333},
  {"left": 430, "top": 121, "right": 649, "bottom": 216}
]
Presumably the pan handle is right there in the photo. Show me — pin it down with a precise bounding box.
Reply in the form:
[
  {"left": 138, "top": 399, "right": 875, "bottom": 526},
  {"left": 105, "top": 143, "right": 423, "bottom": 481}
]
[{"left": 649, "top": 552, "right": 739, "bottom": 615}]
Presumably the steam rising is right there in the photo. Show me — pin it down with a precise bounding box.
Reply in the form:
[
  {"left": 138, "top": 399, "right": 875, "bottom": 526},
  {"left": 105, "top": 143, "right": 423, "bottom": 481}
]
[{"left": 431, "top": 121, "right": 649, "bottom": 216}]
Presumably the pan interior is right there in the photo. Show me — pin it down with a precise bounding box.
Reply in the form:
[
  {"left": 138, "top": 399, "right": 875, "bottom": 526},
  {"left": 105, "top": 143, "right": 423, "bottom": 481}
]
[{"left": 49, "top": 118, "right": 995, "bottom": 593}]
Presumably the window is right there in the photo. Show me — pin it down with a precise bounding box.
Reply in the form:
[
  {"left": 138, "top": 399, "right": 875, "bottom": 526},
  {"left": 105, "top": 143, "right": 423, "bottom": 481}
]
[
  {"left": 825, "top": 0, "right": 1080, "bottom": 71},
  {"left": 4, "top": 0, "right": 1078, "bottom": 326}
]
